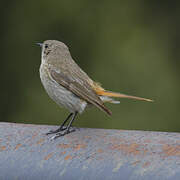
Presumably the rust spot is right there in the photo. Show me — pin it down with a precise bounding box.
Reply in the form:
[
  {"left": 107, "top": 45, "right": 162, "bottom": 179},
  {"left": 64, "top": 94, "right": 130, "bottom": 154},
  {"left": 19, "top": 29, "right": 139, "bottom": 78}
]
[
  {"left": 57, "top": 144, "right": 71, "bottom": 149},
  {"left": 31, "top": 133, "right": 38, "bottom": 139},
  {"left": 6, "top": 136, "right": 12, "bottom": 141},
  {"left": 15, "top": 143, "right": 22, "bottom": 150},
  {"left": 84, "top": 136, "right": 91, "bottom": 139},
  {"left": 0, "top": 146, "right": 6, "bottom": 151},
  {"left": 97, "top": 149, "right": 103, "bottom": 153},
  {"left": 144, "top": 139, "right": 152, "bottom": 143},
  {"left": 36, "top": 138, "right": 45, "bottom": 145},
  {"left": 161, "top": 145, "right": 180, "bottom": 157},
  {"left": 64, "top": 155, "right": 73, "bottom": 160},
  {"left": 131, "top": 160, "right": 140, "bottom": 166},
  {"left": 158, "top": 140, "right": 167, "bottom": 144},
  {"left": 143, "top": 148, "right": 148, "bottom": 155},
  {"left": 110, "top": 137, "right": 124, "bottom": 144},
  {"left": 74, "top": 144, "right": 87, "bottom": 150},
  {"left": 143, "top": 161, "right": 150, "bottom": 168},
  {"left": 99, "top": 135, "right": 106, "bottom": 139},
  {"left": 61, "top": 151, "right": 66, "bottom": 155},
  {"left": 44, "top": 153, "right": 54, "bottom": 160},
  {"left": 111, "top": 143, "right": 140, "bottom": 155}
]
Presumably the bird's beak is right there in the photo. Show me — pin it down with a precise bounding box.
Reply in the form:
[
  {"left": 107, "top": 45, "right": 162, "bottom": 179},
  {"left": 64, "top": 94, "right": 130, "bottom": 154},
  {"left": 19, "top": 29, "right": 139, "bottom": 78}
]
[{"left": 36, "top": 43, "right": 43, "bottom": 47}]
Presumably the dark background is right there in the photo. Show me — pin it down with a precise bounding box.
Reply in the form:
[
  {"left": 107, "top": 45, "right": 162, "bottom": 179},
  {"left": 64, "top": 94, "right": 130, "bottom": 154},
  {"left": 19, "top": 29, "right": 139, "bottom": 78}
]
[{"left": 1, "top": 1, "right": 180, "bottom": 132}]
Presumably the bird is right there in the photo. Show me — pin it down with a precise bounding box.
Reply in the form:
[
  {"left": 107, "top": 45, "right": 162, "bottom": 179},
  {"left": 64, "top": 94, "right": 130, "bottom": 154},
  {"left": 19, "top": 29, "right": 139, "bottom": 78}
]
[{"left": 37, "top": 40, "right": 152, "bottom": 139}]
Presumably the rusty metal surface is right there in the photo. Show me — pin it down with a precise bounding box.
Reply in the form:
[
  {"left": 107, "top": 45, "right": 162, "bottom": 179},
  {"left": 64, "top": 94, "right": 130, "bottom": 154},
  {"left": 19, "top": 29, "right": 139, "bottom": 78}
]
[{"left": 0, "top": 122, "right": 180, "bottom": 180}]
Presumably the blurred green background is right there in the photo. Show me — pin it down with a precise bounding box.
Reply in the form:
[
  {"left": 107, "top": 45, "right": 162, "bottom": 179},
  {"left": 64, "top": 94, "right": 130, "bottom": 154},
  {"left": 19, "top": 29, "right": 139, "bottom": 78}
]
[{"left": 1, "top": 0, "right": 180, "bottom": 132}]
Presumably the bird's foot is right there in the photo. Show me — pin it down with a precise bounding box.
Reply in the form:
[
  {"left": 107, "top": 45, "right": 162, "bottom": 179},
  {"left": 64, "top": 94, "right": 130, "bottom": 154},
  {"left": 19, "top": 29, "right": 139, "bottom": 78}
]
[
  {"left": 50, "top": 127, "right": 76, "bottom": 140},
  {"left": 46, "top": 126, "right": 67, "bottom": 135}
]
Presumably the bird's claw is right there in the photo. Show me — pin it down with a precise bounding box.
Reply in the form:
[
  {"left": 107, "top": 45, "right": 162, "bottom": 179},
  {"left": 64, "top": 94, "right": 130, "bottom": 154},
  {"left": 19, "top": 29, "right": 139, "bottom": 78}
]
[
  {"left": 46, "top": 126, "right": 67, "bottom": 135},
  {"left": 49, "top": 128, "right": 76, "bottom": 140}
]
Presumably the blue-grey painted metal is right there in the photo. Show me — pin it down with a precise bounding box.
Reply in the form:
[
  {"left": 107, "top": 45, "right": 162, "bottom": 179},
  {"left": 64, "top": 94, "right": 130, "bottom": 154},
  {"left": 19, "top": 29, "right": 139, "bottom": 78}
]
[{"left": 0, "top": 122, "right": 180, "bottom": 180}]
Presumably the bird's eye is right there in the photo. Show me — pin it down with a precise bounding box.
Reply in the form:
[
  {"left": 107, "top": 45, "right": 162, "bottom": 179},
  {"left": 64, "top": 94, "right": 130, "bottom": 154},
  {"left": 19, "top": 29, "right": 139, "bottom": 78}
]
[{"left": 45, "top": 44, "right": 48, "bottom": 49}]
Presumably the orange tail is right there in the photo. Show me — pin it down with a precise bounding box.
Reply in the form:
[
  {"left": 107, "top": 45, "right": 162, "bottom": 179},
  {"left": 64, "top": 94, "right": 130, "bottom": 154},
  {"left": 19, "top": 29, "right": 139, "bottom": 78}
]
[{"left": 96, "top": 90, "right": 153, "bottom": 102}]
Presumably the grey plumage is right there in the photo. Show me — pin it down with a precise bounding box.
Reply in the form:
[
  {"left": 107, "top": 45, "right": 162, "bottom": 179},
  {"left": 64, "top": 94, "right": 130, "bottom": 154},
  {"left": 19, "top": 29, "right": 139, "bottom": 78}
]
[
  {"left": 38, "top": 40, "right": 152, "bottom": 138},
  {"left": 40, "top": 40, "right": 111, "bottom": 115}
]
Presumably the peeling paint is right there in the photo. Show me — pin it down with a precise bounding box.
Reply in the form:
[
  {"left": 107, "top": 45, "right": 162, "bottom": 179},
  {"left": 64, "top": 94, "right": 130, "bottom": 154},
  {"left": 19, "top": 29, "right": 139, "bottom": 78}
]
[
  {"left": 74, "top": 144, "right": 87, "bottom": 150},
  {"left": 97, "top": 149, "right": 103, "bottom": 153},
  {"left": 161, "top": 145, "right": 180, "bottom": 156},
  {"left": 110, "top": 143, "right": 140, "bottom": 155},
  {"left": 36, "top": 138, "right": 45, "bottom": 145},
  {"left": 64, "top": 155, "right": 73, "bottom": 160},
  {"left": 61, "top": 151, "right": 66, "bottom": 155},
  {"left": 143, "top": 139, "right": 152, "bottom": 143},
  {"left": 31, "top": 133, "right": 38, "bottom": 139},
  {"left": 0, "top": 122, "right": 180, "bottom": 180},
  {"left": 15, "top": 144, "right": 22, "bottom": 150},
  {"left": 131, "top": 160, "right": 140, "bottom": 166},
  {"left": 44, "top": 153, "right": 54, "bottom": 160},
  {"left": 143, "top": 162, "right": 150, "bottom": 168},
  {"left": 0, "top": 146, "right": 6, "bottom": 151},
  {"left": 57, "top": 144, "right": 71, "bottom": 149}
]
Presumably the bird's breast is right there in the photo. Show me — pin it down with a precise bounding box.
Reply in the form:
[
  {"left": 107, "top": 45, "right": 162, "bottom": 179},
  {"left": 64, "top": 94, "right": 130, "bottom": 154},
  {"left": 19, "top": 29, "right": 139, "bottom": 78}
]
[{"left": 39, "top": 63, "right": 87, "bottom": 114}]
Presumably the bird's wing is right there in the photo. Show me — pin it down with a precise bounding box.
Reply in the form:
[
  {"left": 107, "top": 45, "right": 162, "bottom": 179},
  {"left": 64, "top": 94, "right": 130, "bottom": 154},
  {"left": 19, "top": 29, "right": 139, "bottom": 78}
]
[{"left": 48, "top": 67, "right": 112, "bottom": 115}]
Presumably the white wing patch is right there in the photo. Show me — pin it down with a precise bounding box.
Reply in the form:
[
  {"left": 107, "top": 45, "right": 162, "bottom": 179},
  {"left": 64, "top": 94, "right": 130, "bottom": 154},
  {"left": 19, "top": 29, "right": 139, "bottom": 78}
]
[{"left": 100, "top": 96, "right": 120, "bottom": 104}]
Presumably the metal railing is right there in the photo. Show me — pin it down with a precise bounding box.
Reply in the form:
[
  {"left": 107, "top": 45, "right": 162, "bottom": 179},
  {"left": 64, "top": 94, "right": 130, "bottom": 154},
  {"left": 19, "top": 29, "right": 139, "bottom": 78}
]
[{"left": 0, "top": 122, "right": 180, "bottom": 180}]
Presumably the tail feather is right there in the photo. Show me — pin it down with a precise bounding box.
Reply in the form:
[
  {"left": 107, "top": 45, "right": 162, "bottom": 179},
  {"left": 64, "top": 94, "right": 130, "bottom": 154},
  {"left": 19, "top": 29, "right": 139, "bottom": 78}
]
[{"left": 97, "top": 90, "right": 153, "bottom": 102}]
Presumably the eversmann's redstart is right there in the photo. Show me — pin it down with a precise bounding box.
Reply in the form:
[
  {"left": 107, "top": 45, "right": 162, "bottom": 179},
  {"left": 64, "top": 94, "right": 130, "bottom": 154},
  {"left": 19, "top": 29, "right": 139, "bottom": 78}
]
[{"left": 37, "top": 40, "right": 152, "bottom": 139}]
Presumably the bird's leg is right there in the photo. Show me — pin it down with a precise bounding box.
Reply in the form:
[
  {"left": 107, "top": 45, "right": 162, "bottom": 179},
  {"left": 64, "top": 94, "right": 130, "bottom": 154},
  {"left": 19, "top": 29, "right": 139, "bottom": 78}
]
[
  {"left": 46, "top": 113, "right": 73, "bottom": 135},
  {"left": 50, "top": 112, "right": 78, "bottom": 139}
]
